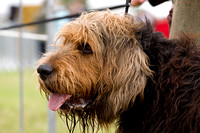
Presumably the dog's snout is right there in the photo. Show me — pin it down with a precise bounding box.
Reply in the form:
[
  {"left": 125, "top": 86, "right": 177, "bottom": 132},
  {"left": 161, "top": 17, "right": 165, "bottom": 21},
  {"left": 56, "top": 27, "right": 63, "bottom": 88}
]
[{"left": 37, "top": 64, "right": 54, "bottom": 80}]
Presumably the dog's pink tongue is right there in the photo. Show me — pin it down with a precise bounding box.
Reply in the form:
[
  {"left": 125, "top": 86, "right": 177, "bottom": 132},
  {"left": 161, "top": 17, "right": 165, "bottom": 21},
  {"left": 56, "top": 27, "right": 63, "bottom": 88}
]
[{"left": 48, "top": 93, "right": 71, "bottom": 111}]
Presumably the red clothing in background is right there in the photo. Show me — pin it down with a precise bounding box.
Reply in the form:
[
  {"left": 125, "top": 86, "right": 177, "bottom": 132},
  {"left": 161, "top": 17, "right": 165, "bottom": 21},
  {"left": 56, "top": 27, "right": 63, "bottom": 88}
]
[{"left": 154, "top": 19, "right": 170, "bottom": 38}]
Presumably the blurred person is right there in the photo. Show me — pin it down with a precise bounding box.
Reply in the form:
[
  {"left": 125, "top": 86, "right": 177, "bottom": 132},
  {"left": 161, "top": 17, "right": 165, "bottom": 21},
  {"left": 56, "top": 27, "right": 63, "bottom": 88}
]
[
  {"left": 35, "top": 2, "right": 47, "bottom": 57},
  {"left": 66, "top": 0, "right": 85, "bottom": 14},
  {"left": 131, "top": 0, "right": 200, "bottom": 44},
  {"left": 54, "top": 0, "right": 85, "bottom": 32},
  {"left": 54, "top": 0, "right": 70, "bottom": 33},
  {"left": 136, "top": 9, "right": 170, "bottom": 38},
  {"left": 9, "top": 6, "right": 18, "bottom": 23},
  {"left": 35, "top": 0, "right": 86, "bottom": 56},
  {"left": 169, "top": 0, "right": 200, "bottom": 44},
  {"left": 131, "top": 0, "right": 169, "bottom": 6}
]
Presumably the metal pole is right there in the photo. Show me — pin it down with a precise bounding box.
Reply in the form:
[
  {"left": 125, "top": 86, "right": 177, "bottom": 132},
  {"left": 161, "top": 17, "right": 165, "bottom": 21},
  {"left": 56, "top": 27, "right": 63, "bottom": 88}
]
[
  {"left": 18, "top": 0, "right": 24, "bottom": 133},
  {"left": 46, "top": 0, "right": 56, "bottom": 133}
]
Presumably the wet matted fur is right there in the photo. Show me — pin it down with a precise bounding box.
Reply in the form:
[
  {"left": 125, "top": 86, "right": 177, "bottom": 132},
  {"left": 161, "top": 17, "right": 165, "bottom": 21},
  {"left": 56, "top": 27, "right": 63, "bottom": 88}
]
[{"left": 37, "top": 10, "right": 200, "bottom": 133}]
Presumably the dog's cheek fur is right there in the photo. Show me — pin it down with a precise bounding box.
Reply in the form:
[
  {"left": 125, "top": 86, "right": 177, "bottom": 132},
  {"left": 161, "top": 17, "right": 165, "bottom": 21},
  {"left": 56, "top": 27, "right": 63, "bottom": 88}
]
[{"left": 99, "top": 42, "right": 153, "bottom": 116}]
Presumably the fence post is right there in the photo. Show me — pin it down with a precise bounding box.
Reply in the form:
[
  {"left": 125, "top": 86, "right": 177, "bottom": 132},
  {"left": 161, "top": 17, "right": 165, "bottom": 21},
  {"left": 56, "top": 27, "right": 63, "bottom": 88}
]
[
  {"left": 18, "top": 0, "right": 24, "bottom": 133},
  {"left": 45, "top": 0, "right": 56, "bottom": 133}
]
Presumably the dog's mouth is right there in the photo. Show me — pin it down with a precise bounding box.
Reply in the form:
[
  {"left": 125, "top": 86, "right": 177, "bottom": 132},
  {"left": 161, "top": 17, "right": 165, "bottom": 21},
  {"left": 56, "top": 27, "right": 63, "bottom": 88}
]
[{"left": 48, "top": 93, "right": 91, "bottom": 111}]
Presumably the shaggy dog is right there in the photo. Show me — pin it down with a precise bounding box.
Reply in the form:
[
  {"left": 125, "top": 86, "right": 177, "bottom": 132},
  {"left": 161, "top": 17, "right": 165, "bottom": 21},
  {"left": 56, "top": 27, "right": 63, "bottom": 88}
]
[{"left": 37, "top": 10, "right": 200, "bottom": 133}]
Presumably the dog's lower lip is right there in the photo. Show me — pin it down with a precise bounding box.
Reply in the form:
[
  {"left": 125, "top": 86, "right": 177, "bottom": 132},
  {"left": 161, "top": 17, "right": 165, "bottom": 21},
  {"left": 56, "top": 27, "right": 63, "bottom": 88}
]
[{"left": 61, "top": 98, "right": 90, "bottom": 110}]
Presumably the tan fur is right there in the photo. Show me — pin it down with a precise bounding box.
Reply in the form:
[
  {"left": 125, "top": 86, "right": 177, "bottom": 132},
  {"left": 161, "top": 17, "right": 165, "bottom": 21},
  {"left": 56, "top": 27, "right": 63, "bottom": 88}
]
[{"left": 38, "top": 10, "right": 153, "bottom": 131}]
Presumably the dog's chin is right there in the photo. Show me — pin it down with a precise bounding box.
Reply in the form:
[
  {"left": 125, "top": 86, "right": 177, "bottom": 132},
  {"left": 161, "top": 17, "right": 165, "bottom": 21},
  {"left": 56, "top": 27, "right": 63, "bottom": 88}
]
[{"left": 60, "top": 97, "right": 91, "bottom": 111}]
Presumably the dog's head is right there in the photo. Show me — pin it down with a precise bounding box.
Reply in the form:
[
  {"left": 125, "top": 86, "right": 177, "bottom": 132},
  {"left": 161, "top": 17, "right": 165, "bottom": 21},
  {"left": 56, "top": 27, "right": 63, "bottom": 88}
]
[{"left": 37, "top": 10, "right": 153, "bottom": 131}]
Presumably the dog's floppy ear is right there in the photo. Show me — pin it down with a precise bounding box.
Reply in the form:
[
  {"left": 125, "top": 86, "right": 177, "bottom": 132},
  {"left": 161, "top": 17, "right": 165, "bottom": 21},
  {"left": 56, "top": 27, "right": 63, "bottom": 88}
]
[
  {"left": 101, "top": 37, "right": 153, "bottom": 116},
  {"left": 97, "top": 16, "right": 153, "bottom": 116}
]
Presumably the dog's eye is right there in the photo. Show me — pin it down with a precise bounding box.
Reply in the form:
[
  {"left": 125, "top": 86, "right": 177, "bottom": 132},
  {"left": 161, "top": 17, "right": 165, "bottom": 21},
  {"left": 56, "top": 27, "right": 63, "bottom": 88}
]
[{"left": 78, "top": 43, "right": 93, "bottom": 54}]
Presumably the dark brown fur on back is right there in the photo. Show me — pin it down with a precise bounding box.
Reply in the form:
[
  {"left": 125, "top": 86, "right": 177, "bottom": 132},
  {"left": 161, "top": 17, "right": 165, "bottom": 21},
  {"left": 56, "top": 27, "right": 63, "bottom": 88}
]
[{"left": 118, "top": 22, "right": 200, "bottom": 133}]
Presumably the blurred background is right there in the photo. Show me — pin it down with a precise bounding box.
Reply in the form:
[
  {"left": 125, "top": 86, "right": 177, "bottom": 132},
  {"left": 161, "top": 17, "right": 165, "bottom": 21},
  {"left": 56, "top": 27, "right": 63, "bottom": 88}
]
[{"left": 0, "top": 0, "right": 171, "bottom": 133}]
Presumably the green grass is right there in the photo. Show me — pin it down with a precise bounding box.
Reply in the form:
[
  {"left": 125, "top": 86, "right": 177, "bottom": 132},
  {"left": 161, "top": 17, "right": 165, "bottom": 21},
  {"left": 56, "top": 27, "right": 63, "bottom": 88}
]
[{"left": 0, "top": 70, "right": 115, "bottom": 133}]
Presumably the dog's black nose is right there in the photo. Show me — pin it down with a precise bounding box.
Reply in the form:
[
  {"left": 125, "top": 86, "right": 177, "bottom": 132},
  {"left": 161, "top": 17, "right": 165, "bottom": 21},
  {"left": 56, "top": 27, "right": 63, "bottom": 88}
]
[{"left": 37, "top": 64, "right": 54, "bottom": 80}]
